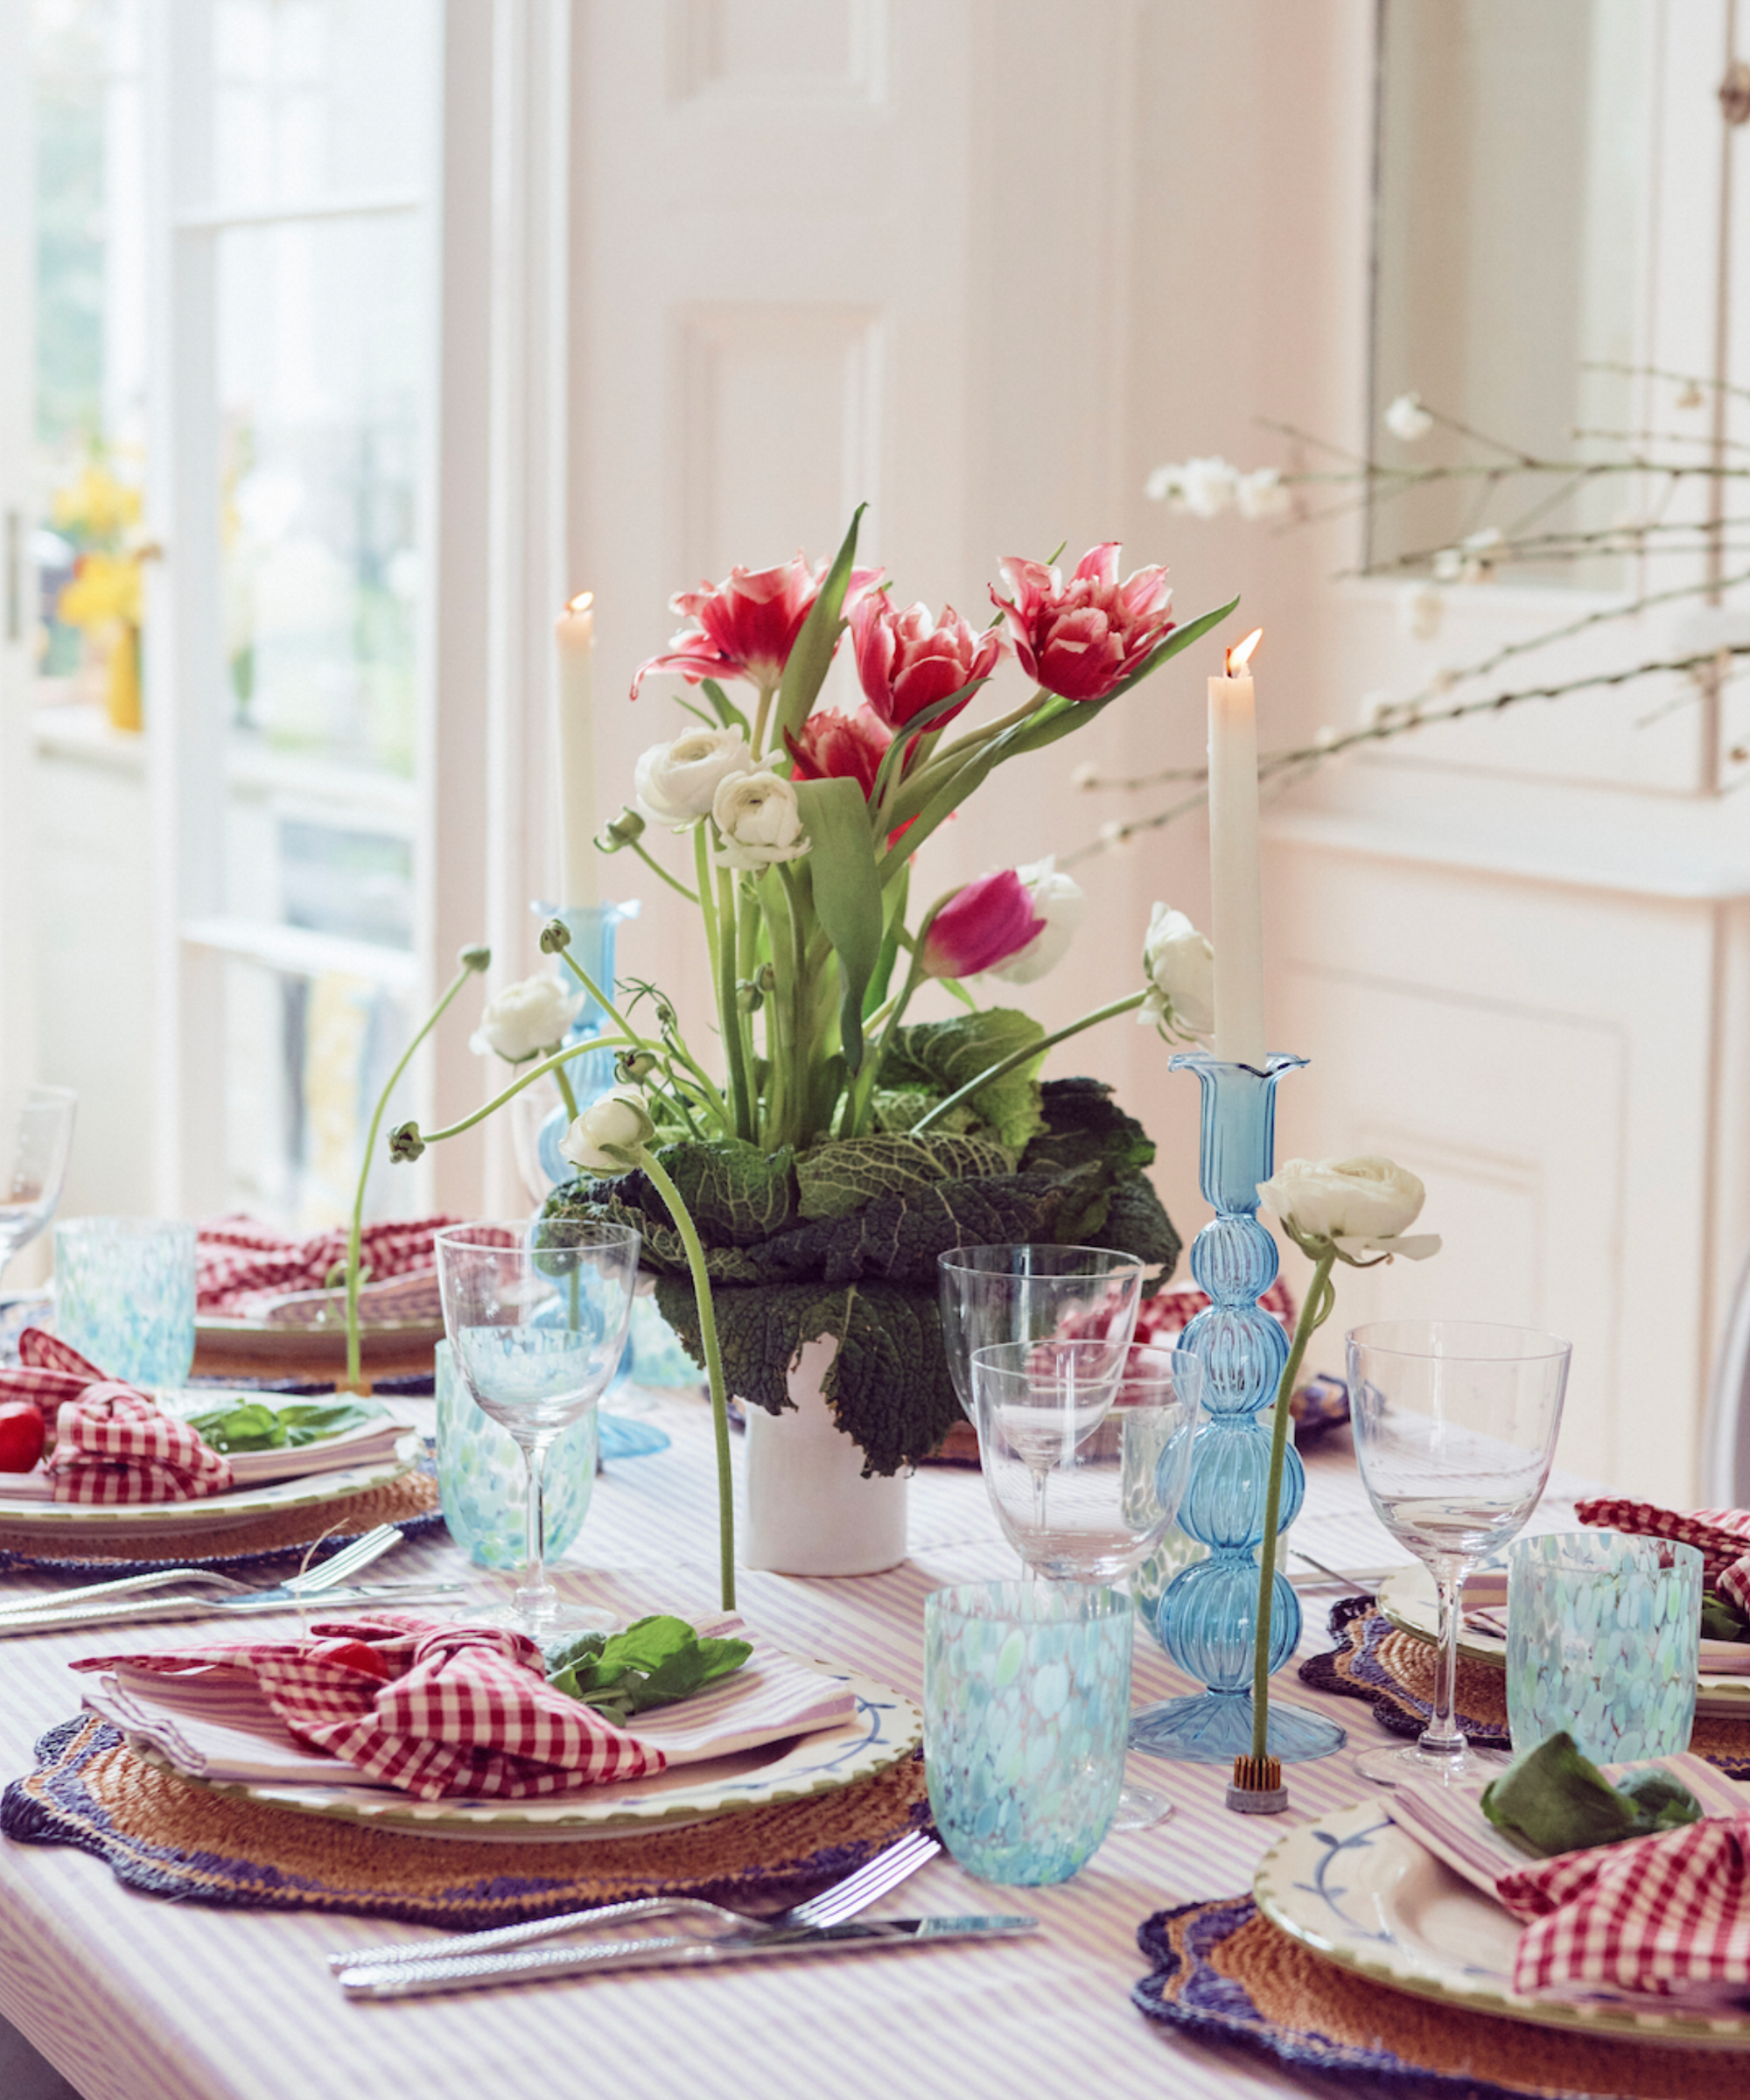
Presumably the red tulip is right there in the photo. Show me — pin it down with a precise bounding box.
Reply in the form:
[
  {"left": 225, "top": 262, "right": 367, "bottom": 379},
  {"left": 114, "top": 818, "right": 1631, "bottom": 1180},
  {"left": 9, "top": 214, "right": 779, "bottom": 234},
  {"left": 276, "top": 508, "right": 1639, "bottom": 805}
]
[
  {"left": 785, "top": 704, "right": 892, "bottom": 799},
  {"left": 631, "top": 552, "right": 882, "bottom": 699},
  {"left": 921, "top": 871, "right": 1046, "bottom": 980},
  {"left": 990, "top": 543, "right": 1174, "bottom": 702},
  {"left": 850, "top": 597, "right": 1004, "bottom": 732}
]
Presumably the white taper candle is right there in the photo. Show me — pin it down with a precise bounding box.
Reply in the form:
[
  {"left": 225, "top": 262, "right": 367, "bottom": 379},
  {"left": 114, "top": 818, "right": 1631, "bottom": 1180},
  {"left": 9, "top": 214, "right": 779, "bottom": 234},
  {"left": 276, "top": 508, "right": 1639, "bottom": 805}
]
[{"left": 1207, "top": 626, "right": 1267, "bottom": 1065}]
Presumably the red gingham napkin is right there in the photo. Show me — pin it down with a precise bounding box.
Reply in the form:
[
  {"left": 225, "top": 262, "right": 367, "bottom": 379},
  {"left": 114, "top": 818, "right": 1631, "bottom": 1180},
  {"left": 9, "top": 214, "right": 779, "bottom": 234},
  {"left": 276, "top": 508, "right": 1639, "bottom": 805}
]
[
  {"left": 1498, "top": 1813, "right": 1750, "bottom": 1999},
  {"left": 1577, "top": 1497, "right": 1750, "bottom": 1614},
  {"left": 72, "top": 1615, "right": 663, "bottom": 1801},
  {"left": 0, "top": 1330, "right": 233, "bottom": 1505},
  {"left": 196, "top": 1215, "right": 456, "bottom": 1316}
]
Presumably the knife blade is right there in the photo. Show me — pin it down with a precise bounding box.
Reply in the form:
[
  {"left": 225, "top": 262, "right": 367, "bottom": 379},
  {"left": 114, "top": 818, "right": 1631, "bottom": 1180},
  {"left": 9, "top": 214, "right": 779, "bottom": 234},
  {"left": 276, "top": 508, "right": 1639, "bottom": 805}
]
[
  {"left": 336, "top": 1915, "right": 1040, "bottom": 2000},
  {"left": 0, "top": 1581, "right": 467, "bottom": 1636}
]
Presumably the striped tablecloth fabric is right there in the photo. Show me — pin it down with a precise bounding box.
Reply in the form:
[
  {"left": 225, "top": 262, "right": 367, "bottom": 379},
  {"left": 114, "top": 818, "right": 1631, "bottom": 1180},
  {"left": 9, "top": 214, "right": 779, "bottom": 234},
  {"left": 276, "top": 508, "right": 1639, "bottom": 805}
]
[{"left": 0, "top": 1388, "right": 1598, "bottom": 2100}]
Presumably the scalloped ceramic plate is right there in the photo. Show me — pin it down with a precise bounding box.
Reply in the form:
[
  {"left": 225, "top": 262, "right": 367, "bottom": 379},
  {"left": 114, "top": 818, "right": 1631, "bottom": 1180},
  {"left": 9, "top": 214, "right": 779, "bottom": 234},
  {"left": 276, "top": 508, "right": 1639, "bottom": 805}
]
[
  {"left": 0, "top": 1432, "right": 420, "bottom": 1540},
  {"left": 1256, "top": 1802, "right": 1750, "bottom": 2049},
  {"left": 126, "top": 1669, "right": 920, "bottom": 1842},
  {"left": 1376, "top": 1562, "right": 1750, "bottom": 1717}
]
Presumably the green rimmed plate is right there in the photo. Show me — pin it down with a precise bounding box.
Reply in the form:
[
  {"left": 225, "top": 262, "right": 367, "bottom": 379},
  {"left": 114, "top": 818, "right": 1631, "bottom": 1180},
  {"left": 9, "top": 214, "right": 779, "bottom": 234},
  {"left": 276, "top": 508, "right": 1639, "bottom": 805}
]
[{"left": 1256, "top": 1801, "right": 1750, "bottom": 2049}]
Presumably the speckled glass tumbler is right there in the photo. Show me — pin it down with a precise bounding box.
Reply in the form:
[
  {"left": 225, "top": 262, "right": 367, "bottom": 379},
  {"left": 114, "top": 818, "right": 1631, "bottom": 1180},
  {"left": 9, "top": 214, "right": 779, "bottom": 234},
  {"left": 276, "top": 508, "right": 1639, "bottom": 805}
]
[
  {"left": 924, "top": 1581, "right": 1131, "bottom": 1886},
  {"left": 1506, "top": 1530, "right": 1701, "bottom": 1763},
  {"left": 53, "top": 1218, "right": 196, "bottom": 1390},
  {"left": 435, "top": 1340, "right": 597, "bottom": 1570}
]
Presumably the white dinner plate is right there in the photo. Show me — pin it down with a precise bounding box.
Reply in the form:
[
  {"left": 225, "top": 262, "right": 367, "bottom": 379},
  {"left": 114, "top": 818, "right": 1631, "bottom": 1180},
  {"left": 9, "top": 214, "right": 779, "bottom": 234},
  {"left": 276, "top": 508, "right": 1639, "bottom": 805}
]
[
  {"left": 1256, "top": 1802, "right": 1750, "bottom": 2049},
  {"left": 1376, "top": 1562, "right": 1750, "bottom": 1718},
  {"left": 125, "top": 1668, "right": 921, "bottom": 1841},
  {"left": 0, "top": 1432, "right": 421, "bottom": 1540}
]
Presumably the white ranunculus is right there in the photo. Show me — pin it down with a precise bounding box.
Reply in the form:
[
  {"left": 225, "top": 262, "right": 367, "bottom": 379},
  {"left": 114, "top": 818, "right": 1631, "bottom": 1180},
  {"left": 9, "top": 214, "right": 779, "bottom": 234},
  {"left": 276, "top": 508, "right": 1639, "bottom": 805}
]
[
  {"left": 1179, "top": 456, "right": 1240, "bottom": 519},
  {"left": 1397, "top": 582, "right": 1444, "bottom": 643},
  {"left": 1256, "top": 1155, "right": 1440, "bottom": 1262},
  {"left": 1138, "top": 903, "right": 1214, "bottom": 1042},
  {"left": 1384, "top": 391, "right": 1434, "bottom": 443},
  {"left": 987, "top": 858, "right": 1086, "bottom": 985},
  {"left": 1236, "top": 466, "right": 1290, "bottom": 522},
  {"left": 712, "top": 769, "right": 809, "bottom": 871},
  {"left": 468, "top": 974, "right": 582, "bottom": 1064},
  {"left": 634, "top": 728, "right": 754, "bottom": 827},
  {"left": 558, "top": 1090, "right": 656, "bottom": 1173}
]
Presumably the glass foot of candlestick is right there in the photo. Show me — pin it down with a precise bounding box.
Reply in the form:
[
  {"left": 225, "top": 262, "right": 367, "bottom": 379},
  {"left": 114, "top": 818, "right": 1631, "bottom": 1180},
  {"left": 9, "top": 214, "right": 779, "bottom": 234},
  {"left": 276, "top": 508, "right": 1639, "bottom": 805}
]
[
  {"left": 1110, "top": 1782, "right": 1174, "bottom": 1832},
  {"left": 1128, "top": 1689, "right": 1346, "bottom": 1767}
]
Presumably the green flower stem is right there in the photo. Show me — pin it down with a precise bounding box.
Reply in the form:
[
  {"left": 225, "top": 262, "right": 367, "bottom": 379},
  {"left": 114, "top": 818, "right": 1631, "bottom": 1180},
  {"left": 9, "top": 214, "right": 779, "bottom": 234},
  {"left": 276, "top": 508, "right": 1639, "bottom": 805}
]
[
  {"left": 553, "top": 944, "right": 658, "bottom": 1062},
  {"left": 694, "top": 821, "right": 722, "bottom": 987},
  {"left": 634, "top": 1144, "right": 736, "bottom": 1610},
  {"left": 759, "top": 872, "right": 800, "bottom": 1149},
  {"left": 750, "top": 682, "right": 777, "bottom": 760},
  {"left": 1251, "top": 1247, "right": 1338, "bottom": 1764},
  {"left": 908, "top": 989, "right": 1148, "bottom": 1136},
  {"left": 886, "top": 689, "right": 1050, "bottom": 822},
  {"left": 344, "top": 953, "right": 486, "bottom": 1389},
  {"left": 625, "top": 832, "right": 699, "bottom": 905},
  {"left": 845, "top": 930, "right": 933, "bottom": 1140},
  {"left": 551, "top": 1060, "right": 581, "bottom": 1123},
  {"left": 414, "top": 1040, "right": 634, "bottom": 1145},
  {"left": 716, "top": 862, "right": 755, "bottom": 1141}
]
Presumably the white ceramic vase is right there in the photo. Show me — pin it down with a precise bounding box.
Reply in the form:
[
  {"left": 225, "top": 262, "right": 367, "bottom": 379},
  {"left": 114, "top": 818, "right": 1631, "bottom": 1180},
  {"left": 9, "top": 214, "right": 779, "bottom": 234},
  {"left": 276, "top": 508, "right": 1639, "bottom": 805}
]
[{"left": 740, "top": 1334, "right": 909, "bottom": 1576}]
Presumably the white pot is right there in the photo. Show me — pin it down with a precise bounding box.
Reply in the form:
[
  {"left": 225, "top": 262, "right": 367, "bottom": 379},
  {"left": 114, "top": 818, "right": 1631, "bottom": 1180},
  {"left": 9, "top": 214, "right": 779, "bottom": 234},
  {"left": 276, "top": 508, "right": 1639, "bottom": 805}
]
[{"left": 740, "top": 1335, "right": 909, "bottom": 1576}]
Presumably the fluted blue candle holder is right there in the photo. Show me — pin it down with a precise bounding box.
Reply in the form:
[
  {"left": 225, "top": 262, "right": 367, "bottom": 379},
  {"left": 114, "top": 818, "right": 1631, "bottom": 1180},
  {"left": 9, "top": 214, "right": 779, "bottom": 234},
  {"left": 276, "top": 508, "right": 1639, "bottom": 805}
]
[{"left": 1129, "top": 1051, "right": 1347, "bottom": 1767}]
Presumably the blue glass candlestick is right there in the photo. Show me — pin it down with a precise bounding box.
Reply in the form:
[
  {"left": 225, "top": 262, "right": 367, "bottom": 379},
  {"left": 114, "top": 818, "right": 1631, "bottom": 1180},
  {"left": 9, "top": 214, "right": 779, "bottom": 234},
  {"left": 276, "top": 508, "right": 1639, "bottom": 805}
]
[
  {"left": 1129, "top": 1051, "right": 1347, "bottom": 1766},
  {"left": 531, "top": 899, "right": 639, "bottom": 1188}
]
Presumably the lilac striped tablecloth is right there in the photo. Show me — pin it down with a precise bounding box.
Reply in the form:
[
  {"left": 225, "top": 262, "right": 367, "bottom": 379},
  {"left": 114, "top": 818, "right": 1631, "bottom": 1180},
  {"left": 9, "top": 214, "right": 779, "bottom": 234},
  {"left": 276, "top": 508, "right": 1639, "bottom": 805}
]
[{"left": 0, "top": 1391, "right": 1593, "bottom": 2100}]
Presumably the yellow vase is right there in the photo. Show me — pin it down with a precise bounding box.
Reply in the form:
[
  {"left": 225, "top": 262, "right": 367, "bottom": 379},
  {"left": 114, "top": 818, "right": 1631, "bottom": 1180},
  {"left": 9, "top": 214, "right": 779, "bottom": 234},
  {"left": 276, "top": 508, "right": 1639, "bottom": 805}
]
[{"left": 105, "top": 622, "right": 142, "bottom": 732}]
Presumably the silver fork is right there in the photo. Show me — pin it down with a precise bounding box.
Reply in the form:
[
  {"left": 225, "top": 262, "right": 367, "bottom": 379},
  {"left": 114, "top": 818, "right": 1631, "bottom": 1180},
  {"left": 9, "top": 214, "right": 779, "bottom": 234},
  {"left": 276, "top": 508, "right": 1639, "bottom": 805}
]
[
  {"left": 0, "top": 1522, "right": 406, "bottom": 1620},
  {"left": 326, "top": 1827, "right": 941, "bottom": 1974}
]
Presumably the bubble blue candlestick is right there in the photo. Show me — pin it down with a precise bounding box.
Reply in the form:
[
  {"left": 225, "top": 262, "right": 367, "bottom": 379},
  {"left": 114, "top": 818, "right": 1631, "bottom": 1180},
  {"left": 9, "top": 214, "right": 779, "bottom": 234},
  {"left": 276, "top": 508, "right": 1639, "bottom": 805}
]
[{"left": 1129, "top": 1052, "right": 1347, "bottom": 1766}]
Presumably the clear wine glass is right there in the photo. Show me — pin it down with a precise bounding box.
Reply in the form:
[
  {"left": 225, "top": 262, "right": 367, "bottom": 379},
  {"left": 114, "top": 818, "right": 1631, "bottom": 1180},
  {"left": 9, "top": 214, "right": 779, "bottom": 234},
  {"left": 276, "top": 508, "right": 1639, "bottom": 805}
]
[
  {"left": 435, "top": 1219, "right": 640, "bottom": 1643},
  {"left": 939, "top": 1245, "right": 1147, "bottom": 1421},
  {"left": 0, "top": 1086, "right": 77, "bottom": 1292},
  {"left": 972, "top": 1341, "right": 1203, "bottom": 1830},
  {"left": 1348, "top": 1319, "right": 1571, "bottom": 1788}
]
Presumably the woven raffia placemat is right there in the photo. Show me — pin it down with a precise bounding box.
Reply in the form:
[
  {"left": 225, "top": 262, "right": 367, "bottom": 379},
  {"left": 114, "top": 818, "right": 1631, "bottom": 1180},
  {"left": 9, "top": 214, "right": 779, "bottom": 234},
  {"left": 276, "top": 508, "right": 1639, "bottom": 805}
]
[
  {"left": 1133, "top": 1895, "right": 1746, "bottom": 2098},
  {"left": 1300, "top": 1597, "right": 1750, "bottom": 1779},
  {"left": 0, "top": 1716, "right": 931, "bottom": 1930},
  {"left": 0, "top": 1466, "right": 444, "bottom": 1578}
]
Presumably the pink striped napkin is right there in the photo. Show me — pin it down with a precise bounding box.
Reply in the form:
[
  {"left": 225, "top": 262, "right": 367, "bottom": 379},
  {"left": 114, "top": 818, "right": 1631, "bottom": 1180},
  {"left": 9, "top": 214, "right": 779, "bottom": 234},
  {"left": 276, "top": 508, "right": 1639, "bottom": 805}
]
[
  {"left": 74, "top": 1613, "right": 858, "bottom": 1803},
  {"left": 0, "top": 1331, "right": 234, "bottom": 1505}
]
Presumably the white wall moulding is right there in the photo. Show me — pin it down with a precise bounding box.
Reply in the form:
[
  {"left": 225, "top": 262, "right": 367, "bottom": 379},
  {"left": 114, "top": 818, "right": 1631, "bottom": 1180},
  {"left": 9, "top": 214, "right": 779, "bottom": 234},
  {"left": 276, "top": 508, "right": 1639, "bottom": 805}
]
[
  {"left": 675, "top": 304, "right": 883, "bottom": 588},
  {"left": 667, "top": 0, "right": 888, "bottom": 108}
]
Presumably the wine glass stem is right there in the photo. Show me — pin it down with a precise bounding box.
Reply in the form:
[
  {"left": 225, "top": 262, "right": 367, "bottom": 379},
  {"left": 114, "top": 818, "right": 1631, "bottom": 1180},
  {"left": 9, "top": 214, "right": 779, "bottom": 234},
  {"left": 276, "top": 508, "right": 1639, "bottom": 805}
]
[
  {"left": 1421, "top": 1564, "right": 1469, "bottom": 1758},
  {"left": 514, "top": 1434, "right": 557, "bottom": 1627}
]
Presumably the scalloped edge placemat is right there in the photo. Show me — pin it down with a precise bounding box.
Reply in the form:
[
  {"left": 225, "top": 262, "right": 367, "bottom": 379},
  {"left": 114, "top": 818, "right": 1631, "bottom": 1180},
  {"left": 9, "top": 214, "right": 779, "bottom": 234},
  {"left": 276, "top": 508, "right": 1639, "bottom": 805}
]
[
  {"left": 1, "top": 1717, "right": 931, "bottom": 1930},
  {"left": 1298, "top": 1598, "right": 1750, "bottom": 1778},
  {"left": 1133, "top": 1896, "right": 1742, "bottom": 2098}
]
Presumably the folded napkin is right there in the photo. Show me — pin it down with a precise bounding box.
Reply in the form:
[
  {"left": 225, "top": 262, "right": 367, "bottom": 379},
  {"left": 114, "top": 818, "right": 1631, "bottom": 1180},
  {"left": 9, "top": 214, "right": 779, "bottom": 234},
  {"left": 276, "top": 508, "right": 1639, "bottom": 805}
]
[
  {"left": 74, "top": 1612, "right": 859, "bottom": 1802},
  {"left": 1577, "top": 1496, "right": 1750, "bottom": 1614},
  {"left": 196, "top": 1214, "right": 456, "bottom": 1319},
  {"left": 0, "top": 1330, "right": 234, "bottom": 1505}
]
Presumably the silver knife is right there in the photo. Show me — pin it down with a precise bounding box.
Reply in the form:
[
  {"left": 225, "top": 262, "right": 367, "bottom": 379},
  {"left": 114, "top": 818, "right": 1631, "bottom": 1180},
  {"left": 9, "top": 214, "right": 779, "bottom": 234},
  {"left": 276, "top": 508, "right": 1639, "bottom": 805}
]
[
  {"left": 0, "top": 1581, "right": 467, "bottom": 1636},
  {"left": 337, "top": 1915, "right": 1039, "bottom": 1999}
]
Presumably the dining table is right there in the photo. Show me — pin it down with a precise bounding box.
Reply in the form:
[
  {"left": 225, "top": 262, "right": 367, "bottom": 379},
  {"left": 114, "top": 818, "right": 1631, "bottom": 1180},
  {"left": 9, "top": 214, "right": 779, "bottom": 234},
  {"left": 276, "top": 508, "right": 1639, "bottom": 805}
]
[{"left": 0, "top": 1386, "right": 1607, "bottom": 2100}]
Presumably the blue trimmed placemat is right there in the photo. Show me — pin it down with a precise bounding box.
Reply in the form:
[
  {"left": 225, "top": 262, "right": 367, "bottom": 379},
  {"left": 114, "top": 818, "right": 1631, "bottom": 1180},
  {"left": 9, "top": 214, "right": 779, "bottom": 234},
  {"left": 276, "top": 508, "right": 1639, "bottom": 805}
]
[
  {"left": 1, "top": 1717, "right": 930, "bottom": 1930},
  {"left": 1133, "top": 1895, "right": 1735, "bottom": 2098}
]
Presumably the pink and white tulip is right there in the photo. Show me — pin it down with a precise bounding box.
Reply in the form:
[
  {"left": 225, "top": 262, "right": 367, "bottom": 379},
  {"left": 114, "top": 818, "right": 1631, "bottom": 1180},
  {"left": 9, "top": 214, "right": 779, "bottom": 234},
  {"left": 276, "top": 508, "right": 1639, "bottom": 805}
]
[
  {"left": 784, "top": 704, "right": 892, "bottom": 800},
  {"left": 985, "top": 858, "right": 1084, "bottom": 984},
  {"left": 990, "top": 543, "right": 1174, "bottom": 703},
  {"left": 921, "top": 871, "right": 1046, "bottom": 981},
  {"left": 631, "top": 551, "right": 882, "bottom": 699},
  {"left": 850, "top": 597, "right": 1004, "bottom": 732}
]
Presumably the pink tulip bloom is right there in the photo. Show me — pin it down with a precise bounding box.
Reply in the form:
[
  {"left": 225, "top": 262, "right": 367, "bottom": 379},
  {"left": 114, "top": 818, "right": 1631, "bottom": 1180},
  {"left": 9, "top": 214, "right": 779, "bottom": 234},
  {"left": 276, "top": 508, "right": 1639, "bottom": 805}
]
[
  {"left": 990, "top": 542, "right": 1174, "bottom": 702},
  {"left": 631, "top": 552, "right": 883, "bottom": 699},
  {"left": 921, "top": 871, "right": 1046, "bottom": 980},
  {"left": 785, "top": 704, "right": 892, "bottom": 800},
  {"left": 850, "top": 596, "right": 1004, "bottom": 732}
]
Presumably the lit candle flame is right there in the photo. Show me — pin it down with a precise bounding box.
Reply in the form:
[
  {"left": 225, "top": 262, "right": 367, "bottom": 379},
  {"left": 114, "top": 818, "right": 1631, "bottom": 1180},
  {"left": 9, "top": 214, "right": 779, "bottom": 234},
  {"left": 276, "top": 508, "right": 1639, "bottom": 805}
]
[
  {"left": 1226, "top": 627, "right": 1263, "bottom": 677},
  {"left": 564, "top": 591, "right": 594, "bottom": 616}
]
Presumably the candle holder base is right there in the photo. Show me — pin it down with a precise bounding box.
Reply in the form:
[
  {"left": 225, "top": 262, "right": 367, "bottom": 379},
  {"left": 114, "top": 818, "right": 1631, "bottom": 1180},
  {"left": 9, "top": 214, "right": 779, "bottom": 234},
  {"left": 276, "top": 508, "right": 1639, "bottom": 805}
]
[{"left": 1128, "top": 1689, "right": 1346, "bottom": 1768}]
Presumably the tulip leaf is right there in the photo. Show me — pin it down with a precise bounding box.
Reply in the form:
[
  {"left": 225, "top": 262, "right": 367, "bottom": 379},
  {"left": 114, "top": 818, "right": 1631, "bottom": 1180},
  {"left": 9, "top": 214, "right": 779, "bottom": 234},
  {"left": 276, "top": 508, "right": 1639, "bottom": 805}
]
[
  {"left": 1004, "top": 596, "right": 1243, "bottom": 760},
  {"left": 864, "top": 862, "right": 909, "bottom": 1019},
  {"left": 700, "top": 678, "right": 751, "bottom": 739},
  {"left": 792, "top": 775, "right": 884, "bottom": 1075},
  {"left": 866, "top": 676, "right": 989, "bottom": 819},
  {"left": 775, "top": 504, "right": 866, "bottom": 750}
]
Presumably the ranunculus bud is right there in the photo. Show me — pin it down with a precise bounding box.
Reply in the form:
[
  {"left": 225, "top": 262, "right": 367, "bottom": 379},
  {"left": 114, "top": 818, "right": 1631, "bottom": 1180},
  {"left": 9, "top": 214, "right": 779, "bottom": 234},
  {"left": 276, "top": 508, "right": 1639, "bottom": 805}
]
[
  {"left": 1257, "top": 1156, "right": 1441, "bottom": 1264},
  {"left": 469, "top": 975, "right": 582, "bottom": 1064},
  {"left": 598, "top": 807, "right": 647, "bottom": 851},
  {"left": 711, "top": 770, "right": 809, "bottom": 872},
  {"left": 736, "top": 979, "right": 764, "bottom": 1013},
  {"left": 458, "top": 943, "right": 492, "bottom": 972},
  {"left": 1138, "top": 903, "right": 1215, "bottom": 1043},
  {"left": 615, "top": 1050, "right": 657, "bottom": 1082},
  {"left": 990, "top": 543, "right": 1175, "bottom": 703},
  {"left": 634, "top": 727, "right": 754, "bottom": 826},
  {"left": 757, "top": 963, "right": 777, "bottom": 993},
  {"left": 388, "top": 1121, "right": 425, "bottom": 1163},
  {"left": 559, "top": 1090, "right": 656, "bottom": 1173},
  {"left": 540, "top": 917, "right": 571, "bottom": 954},
  {"left": 984, "top": 858, "right": 1084, "bottom": 985},
  {"left": 920, "top": 871, "right": 1046, "bottom": 981}
]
